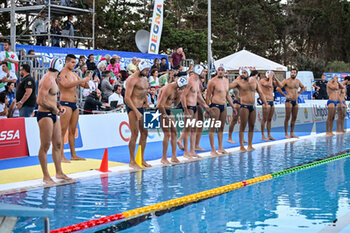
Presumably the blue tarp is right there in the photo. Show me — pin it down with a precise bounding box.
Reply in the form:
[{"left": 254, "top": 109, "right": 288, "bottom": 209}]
[{"left": 15, "top": 44, "right": 168, "bottom": 69}]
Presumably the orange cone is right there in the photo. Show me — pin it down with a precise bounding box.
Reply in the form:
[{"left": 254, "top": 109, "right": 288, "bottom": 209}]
[{"left": 97, "top": 148, "right": 111, "bottom": 172}]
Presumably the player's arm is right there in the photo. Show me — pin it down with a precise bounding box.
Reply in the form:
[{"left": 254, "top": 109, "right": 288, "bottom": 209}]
[
  {"left": 180, "top": 81, "right": 192, "bottom": 111},
  {"left": 157, "top": 88, "right": 169, "bottom": 116},
  {"left": 124, "top": 78, "right": 139, "bottom": 114},
  {"left": 273, "top": 76, "right": 283, "bottom": 89},
  {"left": 276, "top": 79, "right": 287, "bottom": 97},
  {"left": 229, "top": 79, "right": 238, "bottom": 90},
  {"left": 197, "top": 91, "right": 209, "bottom": 110},
  {"left": 78, "top": 72, "right": 91, "bottom": 88},
  {"left": 205, "top": 80, "right": 213, "bottom": 106},
  {"left": 58, "top": 72, "right": 89, "bottom": 88},
  {"left": 256, "top": 83, "right": 267, "bottom": 105},
  {"left": 37, "top": 79, "right": 59, "bottom": 113},
  {"left": 297, "top": 80, "right": 306, "bottom": 96},
  {"left": 327, "top": 80, "right": 339, "bottom": 90},
  {"left": 337, "top": 81, "right": 345, "bottom": 90}
]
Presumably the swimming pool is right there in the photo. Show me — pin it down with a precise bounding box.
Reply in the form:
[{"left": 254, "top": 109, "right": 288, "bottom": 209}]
[{"left": 1, "top": 134, "right": 350, "bottom": 232}]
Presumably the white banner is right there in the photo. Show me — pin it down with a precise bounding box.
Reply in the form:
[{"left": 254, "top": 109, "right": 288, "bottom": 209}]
[{"left": 148, "top": 0, "right": 164, "bottom": 54}]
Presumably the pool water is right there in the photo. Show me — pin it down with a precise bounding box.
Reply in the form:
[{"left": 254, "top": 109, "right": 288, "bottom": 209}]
[{"left": 1, "top": 134, "right": 350, "bottom": 232}]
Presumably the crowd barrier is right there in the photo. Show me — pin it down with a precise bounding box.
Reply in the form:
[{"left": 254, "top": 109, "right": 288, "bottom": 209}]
[{"left": 1, "top": 101, "right": 350, "bottom": 159}]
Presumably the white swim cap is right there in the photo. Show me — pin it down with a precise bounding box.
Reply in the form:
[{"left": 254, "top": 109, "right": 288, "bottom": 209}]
[
  {"left": 138, "top": 60, "right": 151, "bottom": 72},
  {"left": 217, "top": 64, "right": 226, "bottom": 72},
  {"left": 266, "top": 70, "right": 273, "bottom": 78},
  {"left": 239, "top": 67, "right": 251, "bottom": 77},
  {"left": 50, "top": 57, "right": 64, "bottom": 72},
  {"left": 193, "top": 64, "right": 204, "bottom": 76},
  {"left": 177, "top": 76, "right": 188, "bottom": 88}
]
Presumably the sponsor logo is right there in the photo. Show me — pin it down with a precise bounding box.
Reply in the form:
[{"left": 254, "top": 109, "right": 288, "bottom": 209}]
[
  {"left": 313, "top": 105, "right": 328, "bottom": 121},
  {"left": 0, "top": 130, "right": 20, "bottom": 146},
  {"left": 304, "top": 108, "right": 308, "bottom": 119},
  {"left": 144, "top": 110, "right": 161, "bottom": 129}
]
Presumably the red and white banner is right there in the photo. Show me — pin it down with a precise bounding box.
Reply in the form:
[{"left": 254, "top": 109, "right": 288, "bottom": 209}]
[{"left": 0, "top": 118, "right": 28, "bottom": 159}]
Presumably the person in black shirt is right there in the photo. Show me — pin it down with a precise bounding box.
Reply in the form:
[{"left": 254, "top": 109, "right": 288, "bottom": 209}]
[
  {"left": 313, "top": 74, "right": 328, "bottom": 99},
  {"left": 86, "top": 54, "right": 97, "bottom": 71},
  {"left": 16, "top": 64, "right": 36, "bottom": 117},
  {"left": 158, "top": 57, "right": 169, "bottom": 76},
  {"left": 83, "top": 89, "right": 108, "bottom": 114},
  {"left": 344, "top": 76, "right": 350, "bottom": 100},
  {"left": 51, "top": 19, "right": 62, "bottom": 47}
]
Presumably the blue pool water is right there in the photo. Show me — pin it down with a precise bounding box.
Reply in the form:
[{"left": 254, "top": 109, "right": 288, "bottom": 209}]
[{"left": 1, "top": 134, "right": 350, "bottom": 232}]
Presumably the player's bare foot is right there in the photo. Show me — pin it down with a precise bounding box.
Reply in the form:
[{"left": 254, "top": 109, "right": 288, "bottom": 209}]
[
  {"left": 227, "top": 139, "right": 235, "bottom": 144},
  {"left": 71, "top": 155, "right": 86, "bottom": 161},
  {"left": 247, "top": 146, "right": 255, "bottom": 151},
  {"left": 195, "top": 147, "right": 206, "bottom": 151},
  {"left": 210, "top": 151, "right": 220, "bottom": 157},
  {"left": 218, "top": 149, "right": 228, "bottom": 154},
  {"left": 129, "top": 162, "right": 142, "bottom": 170},
  {"left": 290, "top": 133, "right": 299, "bottom": 138},
  {"left": 285, "top": 134, "right": 290, "bottom": 139},
  {"left": 43, "top": 177, "right": 56, "bottom": 185},
  {"left": 61, "top": 157, "right": 71, "bottom": 163},
  {"left": 240, "top": 147, "right": 247, "bottom": 152},
  {"left": 243, "top": 140, "right": 248, "bottom": 143},
  {"left": 171, "top": 157, "right": 180, "bottom": 163},
  {"left": 191, "top": 152, "right": 201, "bottom": 158},
  {"left": 183, "top": 152, "right": 193, "bottom": 159},
  {"left": 262, "top": 136, "right": 269, "bottom": 141},
  {"left": 56, "top": 173, "right": 73, "bottom": 181},
  {"left": 342, "top": 130, "right": 347, "bottom": 133},
  {"left": 268, "top": 136, "right": 276, "bottom": 140},
  {"left": 177, "top": 140, "right": 184, "bottom": 150},
  {"left": 142, "top": 161, "right": 152, "bottom": 167},
  {"left": 161, "top": 158, "right": 171, "bottom": 165}
]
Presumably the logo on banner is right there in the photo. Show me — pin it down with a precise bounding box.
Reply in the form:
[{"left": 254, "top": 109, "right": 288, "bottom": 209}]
[
  {"left": 0, "top": 130, "right": 20, "bottom": 146},
  {"left": 148, "top": 1, "right": 164, "bottom": 54},
  {"left": 63, "top": 123, "right": 83, "bottom": 149},
  {"left": 144, "top": 110, "right": 161, "bottom": 129}
]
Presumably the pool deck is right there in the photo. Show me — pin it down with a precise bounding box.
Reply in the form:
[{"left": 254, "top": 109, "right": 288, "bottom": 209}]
[{"left": 1, "top": 120, "right": 347, "bottom": 195}]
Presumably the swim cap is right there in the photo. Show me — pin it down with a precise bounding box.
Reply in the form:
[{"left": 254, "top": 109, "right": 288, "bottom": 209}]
[
  {"left": 239, "top": 67, "right": 251, "bottom": 77},
  {"left": 193, "top": 64, "right": 204, "bottom": 76},
  {"left": 138, "top": 60, "right": 151, "bottom": 72},
  {"left": 50, "top": 57, "right": 64, "bottom": 72},
  {"left": 177, "top": 76, "right": 188, "bottom": 88},
  {"left": 217, "top": 64, "right": 226, "bottom": 72},
  {"left": 266, "top": 70, "right": 273, "bottom": 78}
]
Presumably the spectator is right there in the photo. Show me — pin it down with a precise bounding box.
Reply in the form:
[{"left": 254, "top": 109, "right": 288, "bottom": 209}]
[
  {"left": 345, "top": 76, "right": 350, "bottom": 100},
  {"left": 93, "top": 61, "right": 106, "bottom": 82},
  {"left": 32, "top": 12, "right": 49, "bottom": 46},
  {"left": 5, "top": 82, "right": 18, "bottom": 118},
  {"left": 151, "top": 58, "right": 160, "bottom": 71},
  {"left": 77, "top": 63, "right": 87, "bottom": 77},
  {"left": 50, "top": 19, "right": 62, "bottom": 47},
  {"left": 108, "top": 85, "right": 124, "bottom": 107},
  {"left": 106, "top": 58, "right": 121, "bottom": 79},
  {"left": 101, "top": 71, "right": 114, "bottom": 101},
  {"left": 149, "top": 68, "right": 159, "bottom": 88},
  {"left": 127, "top": 57, "right": 137, "bottom": 75},
  {"left": 83, "top": 90, "right": 109, "bottom": 114},
  {"left": 86, "top": 54, "right": 96, "bottom": 70},
  {"left": 0, "top": 41, "right": 18, "bottom": 82},
  {"left": 76, "top": 55, "right": 86, "bottom": 69},
  {"left": 0, "top": 92, "right": 8, "bottom": 119},
  {"left": 170, "top": 47, "right": 186, "bottom": 69},
  {"left": 16, "top": 64, "right": 36, "bottom": 117},
  {"left": 63, "top": 14, "right": 74, "bottom": 48},
  {"left": 159, "top": 57, "right": 169, "bottom": 76},
  {"left": 104, "top": 54, "right": 111, "bottom": 65},
  {"left": 147, "top": 86, "right": 158, "bottom": 105},
  {"left": 313, "top": 74, "right": 328, "bottom": 99},
  {"left": 82, "top": 70, "right": 98, "bottom": 96},
  {"left": 0, "top": 62, "right": 17, "bottom": 92},
  {"left": 27, "top": 50, "right": 39, "bottom": 80},
  {"left": 175, "top": 64, "right": 193, "bottom": 77}
]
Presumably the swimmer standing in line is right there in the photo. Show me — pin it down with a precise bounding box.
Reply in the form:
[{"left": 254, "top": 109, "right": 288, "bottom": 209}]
[
  {"left": 229, "top": 68, "right": 267, "bottom": 152},
  {"left": 157, "top": 76, "right": 188, "bottom": 164},
  {"left": 36, "top": 58, "right": 72, "bottom": 184}
]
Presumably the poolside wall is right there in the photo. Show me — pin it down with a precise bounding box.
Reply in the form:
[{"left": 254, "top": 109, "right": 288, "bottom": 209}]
[{"left": 1, "top": 100, "right": 350, "bottom": 158}]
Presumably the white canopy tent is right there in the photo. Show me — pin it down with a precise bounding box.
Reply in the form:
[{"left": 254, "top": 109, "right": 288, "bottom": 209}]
[{"left": 214, "top": 50, "right": 287, "bottom": 72}]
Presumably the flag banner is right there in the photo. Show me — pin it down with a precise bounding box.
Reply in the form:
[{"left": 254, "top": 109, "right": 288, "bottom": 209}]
[{"left": 148, "top": 0, "right": 164, "bottom": 54}]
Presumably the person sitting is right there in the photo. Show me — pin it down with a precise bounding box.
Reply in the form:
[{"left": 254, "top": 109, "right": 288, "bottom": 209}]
[
  {"left": 0, "top": 61, "right": 17, "bottom": 92},
  {"left": 108, "top": 85, "right": 124, "bottom": 108},
  {"left": 50, "top": 19, "right": 62, "bottom": 47},
  {"left": 147, "top": 86, "right": 158, "bottom": 106},
  {"left": 127, "top": 57, "right": 138, "bottom": 75},
  {"left": 151, "top": 58, "right": 160, "bottom": 71},
  {"left": 106, "top": 58, "right": 121, "bottom": 80},
  {"left": 83, "top": 90, "right": 109, "bottom": 114},
  {"left": 0, "top": 92, "right": 8, "bottom": 119},
  {"left": 149, "top": 68, "right": 159, "bottom": 88},
  {"left": 101, "top": 71, "right": 114, "bottom": 101},
  {"left": 4, "top": 82, "right": 18, "bottom": 118},
  {"left": 86, "top": 54, "right": 96, "bottom": 70}
]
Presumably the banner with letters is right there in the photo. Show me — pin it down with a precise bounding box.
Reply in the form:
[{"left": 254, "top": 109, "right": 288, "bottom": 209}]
[
  {"left": 0, "top": 118, "right": 28, "bottom": 159},
  {"left": 148, "top": 0, "right": 164, "bottom": 54}
]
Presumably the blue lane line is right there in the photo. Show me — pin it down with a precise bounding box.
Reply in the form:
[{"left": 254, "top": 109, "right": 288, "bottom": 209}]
[{"left": 0, "top": 122, "right": 320, "bottom": 170}]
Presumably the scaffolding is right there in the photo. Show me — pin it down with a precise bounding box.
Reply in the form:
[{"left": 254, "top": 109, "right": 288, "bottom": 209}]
[{"left": 0, "top": 0, "right": 95, "bottom": 51}]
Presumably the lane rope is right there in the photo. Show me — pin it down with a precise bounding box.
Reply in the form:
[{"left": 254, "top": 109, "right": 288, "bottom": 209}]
[{"left": 50, "top": 152, "right": 350, "bottom": 233}]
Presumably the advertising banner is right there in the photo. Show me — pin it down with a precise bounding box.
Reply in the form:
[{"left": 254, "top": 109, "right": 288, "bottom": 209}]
[{"left": 148, "top": 0, "right": 164, "bottom": 54}]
